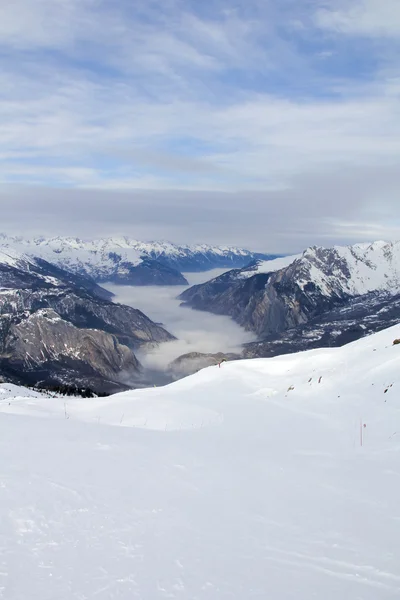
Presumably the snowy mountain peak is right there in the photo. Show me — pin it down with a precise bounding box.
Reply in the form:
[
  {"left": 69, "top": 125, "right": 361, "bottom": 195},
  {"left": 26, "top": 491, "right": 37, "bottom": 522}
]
[
  {"left": 235, "top": 240, "right": 400, "bottom": 296},
  {"left": 0, "top": 233, "right": 271, "bottom": 259},
  {"left": 295, "top": 240, "right": 400, "bottom": 297}
]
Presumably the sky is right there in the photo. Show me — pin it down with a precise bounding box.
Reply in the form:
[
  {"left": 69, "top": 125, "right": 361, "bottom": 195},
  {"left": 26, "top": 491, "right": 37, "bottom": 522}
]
[{"left": 0, "top": 0, "right": 400, "bottom": 252}]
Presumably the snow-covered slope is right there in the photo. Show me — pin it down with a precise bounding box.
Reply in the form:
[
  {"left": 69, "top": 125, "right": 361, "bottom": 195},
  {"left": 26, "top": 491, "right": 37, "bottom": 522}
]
[
  {"left": 235, "top": 253, "right": 302, "bottom": 279},
  {"left": 0, "top": 234, "right": 277, "bottom": 283},
  {"left": 243, "top": 240, "right": 400, "bottom": 292},
  {"left": 0, "top": 234, "right": 188, "bottom": 285},
  {"left": 0, "top": 383, "right": 52, "bottom": 401},
  {"left": 1, "top": 326, "right": 400, "bottom": 599},
  {"left": 0, "top": 247, "right": 38, "bottom": 270},
  {"left": 296, "top": 241, "right": 400, "bottom": 296},
  {"left": 0, "top": 246, "right": 113, "bottom": 299}
]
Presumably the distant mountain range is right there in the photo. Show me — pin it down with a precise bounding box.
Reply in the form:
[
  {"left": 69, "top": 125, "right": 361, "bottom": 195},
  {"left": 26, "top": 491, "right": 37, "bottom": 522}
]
[
  {"left": 180, "top": 241, "right": 400, "bottom": 354},
  {"left": 0, "top": 234, "right": 278, "bottom": 285}
]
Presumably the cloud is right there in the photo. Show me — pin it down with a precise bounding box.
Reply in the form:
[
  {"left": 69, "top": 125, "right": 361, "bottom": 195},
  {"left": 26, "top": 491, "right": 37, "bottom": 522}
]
[
  {"left": 1, "top": 71, "right": 399, "bottom": 189},
  {"left": 0, "top": 0, "right": 82, "bottom": 48},
  {"left": 0, "top": 0, "right": 399, "bottom": 251},
  {"left": 1, "top": 159, "right": 400, "bottom": 253},
  {"left": 315, "top": 0, "right": 400, "bottom": 37},
  {"left": 105, "top": 275, "right": 256, "bottom": 372}
]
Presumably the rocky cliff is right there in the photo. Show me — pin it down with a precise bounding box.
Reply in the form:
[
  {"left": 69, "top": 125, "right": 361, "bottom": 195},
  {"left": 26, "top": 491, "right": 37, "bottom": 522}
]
[
  {"left": 0, "top": 249, "right": 174, "bottom": 393},
  {"left": 168, "top": 352, "right": 239, "bottom": 379},
  {"left": 242, "top": 291, "right": 400, "bottom": 358}
]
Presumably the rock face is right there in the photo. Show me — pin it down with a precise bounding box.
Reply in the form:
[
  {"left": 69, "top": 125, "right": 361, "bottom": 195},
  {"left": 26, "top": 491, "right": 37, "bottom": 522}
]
[
  {"left": 106, "top": 257, "right": 188, "bottom": 285},
  {"left": 0, "top": 309, "right": 140, "bottom": 394},
  {"left": 0, "top": 249, "right": 174, "bottom": 393},
  {"left": 180, "top": 241, "right": 400, "bottom": 339},
  {"left": 168, "top": 352, "right": 239, "bottom": 379},
  {"left": 0, "top": 234, "right": 278, "bottom": 284},
  {"left": 242, "top": 292, "right": 400, "bottom": 358}
]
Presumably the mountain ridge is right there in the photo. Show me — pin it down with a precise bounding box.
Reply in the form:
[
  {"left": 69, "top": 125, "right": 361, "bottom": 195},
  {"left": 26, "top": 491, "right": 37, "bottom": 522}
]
[
  {"left": 180, "top": 240, "right": 400, "bottom": 340},
  {"left": 0, "top": 249, "right": 174, "bottom": 393},
  {"left": 0, "top": 234, "right": 279, "bottom": 283}
]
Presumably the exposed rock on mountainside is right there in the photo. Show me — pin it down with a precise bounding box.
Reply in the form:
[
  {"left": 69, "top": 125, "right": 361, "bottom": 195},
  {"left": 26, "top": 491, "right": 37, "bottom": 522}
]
[
  {"left": 0, "top": 234, "right": 277, "bottom": 284},
  {"left": 180, "top": 242, "right": 400, "bottom": 339},
  {"left": 168, "top": 351, "right": 239, "bottom": 379},
  {"left": 0, "top": 249, "right": 174, "bottom": 393},
  {"left": 0, "top": 251, "right": 113, "bottom": 301},
  {"left": 0, "top": 309, "right": 139, "bottom": 394},
  {"left": 242, "top": 292, "right": 400, "bottom": 358},
  {"left": 107, "top": 257, "right": 188, "bottom": 285}
]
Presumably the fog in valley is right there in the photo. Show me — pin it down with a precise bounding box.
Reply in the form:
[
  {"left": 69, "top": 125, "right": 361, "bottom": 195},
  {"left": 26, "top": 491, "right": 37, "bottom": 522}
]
[{"left": 106, "top": 269, "right": 255, "bottom": 374}]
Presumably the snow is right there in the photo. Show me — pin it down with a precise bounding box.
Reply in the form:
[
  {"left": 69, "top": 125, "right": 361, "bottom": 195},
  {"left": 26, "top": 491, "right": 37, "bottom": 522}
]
[
  {"left": 339, "top": 242, "right": 400, "bottom": 294},
  {"left": 0, "top": 247, "right": 36, "bottom": 270},
  {"left": 236, "top": 254, "right": 301, "bottom": 278},
  {"left": 0, "top": 236, "right": 144, "bottom": 278},
  {"left": 299, "top": 241, "right": 400, "bottom": 297},
  {"left": 1, "top": 325, "right": 400, "bottom": 599},
  {"left": 233, "top": 242, "right": 400, "bottom": 299},
  {"left": 0, "top": 383, "right": 49, "bottom": 401},
  {"left": 0, "top": 234, "right": 263, "bottom": 278},
  {"left": 231, "top": 241, "right": 400, "bottom": 295}
]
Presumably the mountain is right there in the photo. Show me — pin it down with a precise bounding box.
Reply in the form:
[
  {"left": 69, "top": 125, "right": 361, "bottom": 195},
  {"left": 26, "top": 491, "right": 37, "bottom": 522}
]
[
  {"left": 134, "top": 241, "right": 280, "bottom": 272},
  {"left": 0, "top": 234, "right": 278, "bottom": 284},
  {"left": 0, "top": 248, "right": 173, "bottom": 393},
  {"left": 0, "top": 234, "right": 188, "bottom": 286},
  {"left": 243, "top": 290, "right": 400, "bottom": 358},
  {"left": 180, "top": 241, "right": 400, "bottom": 339},
  {"left": 1, "top": 325, "right": 400, "bottom": 599}
]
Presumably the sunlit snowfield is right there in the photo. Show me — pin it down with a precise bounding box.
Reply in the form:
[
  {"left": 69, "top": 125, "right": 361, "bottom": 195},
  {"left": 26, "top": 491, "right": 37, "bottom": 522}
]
[
  {"left": 1, "top": 326, "right": 400, "bottom": 599},
  {"left": 106, "top": 269, "right": 256, "bottom": 370}
]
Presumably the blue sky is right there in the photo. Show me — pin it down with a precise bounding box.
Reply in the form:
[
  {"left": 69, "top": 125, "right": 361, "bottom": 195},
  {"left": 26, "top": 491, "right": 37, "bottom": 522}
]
[{"left": 0, "top": 0, "right": 400, "bottom": 251}]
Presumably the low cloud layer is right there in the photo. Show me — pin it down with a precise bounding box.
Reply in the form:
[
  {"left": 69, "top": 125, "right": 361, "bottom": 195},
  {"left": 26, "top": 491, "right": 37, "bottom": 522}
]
[
  {"left": 1, "top": 162, "right": 400, "bottom": 253},
  {"left": 106, "top": 271, "right": 256, "bottom": 372}
]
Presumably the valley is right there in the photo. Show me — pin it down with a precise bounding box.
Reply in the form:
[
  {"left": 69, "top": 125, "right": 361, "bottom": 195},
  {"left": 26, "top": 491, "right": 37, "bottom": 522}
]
[
  {"left": 1, "top": 237, "right": 400, "bottom": 391},
  {"left": 105, "top": 269, "right": 256, "bottom": 377}
]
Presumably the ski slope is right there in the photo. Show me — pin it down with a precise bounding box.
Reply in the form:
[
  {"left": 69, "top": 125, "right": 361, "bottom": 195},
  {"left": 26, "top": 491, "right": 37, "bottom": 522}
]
[{"left": 1, "top": 326, "right": 400, "bottom": 599}]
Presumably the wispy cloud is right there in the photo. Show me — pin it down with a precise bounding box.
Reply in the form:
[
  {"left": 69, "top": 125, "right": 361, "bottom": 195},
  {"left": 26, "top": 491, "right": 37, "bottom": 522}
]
[
  {"left": 315, "top": 0, "right": 400, "bottom": 37},
  {"left": 0, "top": 0, "right": 399, "bottom": 249}
]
